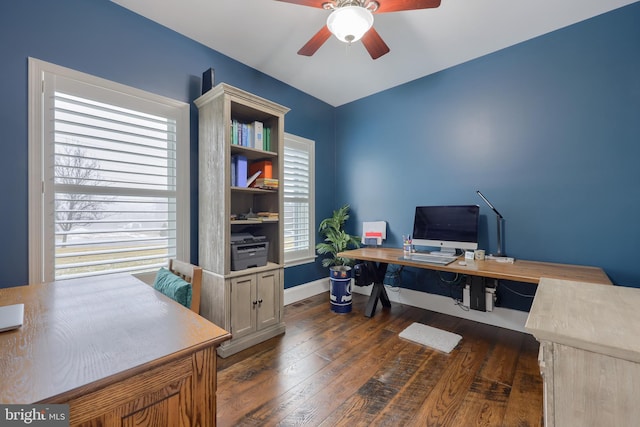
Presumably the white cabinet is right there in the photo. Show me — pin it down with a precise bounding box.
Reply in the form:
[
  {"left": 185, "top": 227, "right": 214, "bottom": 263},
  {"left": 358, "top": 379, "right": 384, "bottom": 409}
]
[
  {"left": 201, "top": 266, "right": 285, "bottom": 358},
  {"left": 230, "top": 268, "right": 280, "bottom": 341},
  {"left": 526, "top": 278, "right": 640, "bottom": 426},
  {"left": 536, "top": 339, "right": 640, "bottom": 427},
  {"left": 195, "top": 83, "right": 288, "bottom": 357}
]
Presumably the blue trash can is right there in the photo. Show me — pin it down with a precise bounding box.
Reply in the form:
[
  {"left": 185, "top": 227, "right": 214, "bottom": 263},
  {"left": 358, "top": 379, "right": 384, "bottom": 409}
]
[{"left": 330, "top": 266, "right": 352, "bottom": 313}]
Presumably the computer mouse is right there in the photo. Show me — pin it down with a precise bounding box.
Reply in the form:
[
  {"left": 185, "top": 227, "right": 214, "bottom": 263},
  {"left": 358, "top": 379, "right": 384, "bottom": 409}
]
[{"left": 458, "top": 261, "right": 467, "bottom": 266}]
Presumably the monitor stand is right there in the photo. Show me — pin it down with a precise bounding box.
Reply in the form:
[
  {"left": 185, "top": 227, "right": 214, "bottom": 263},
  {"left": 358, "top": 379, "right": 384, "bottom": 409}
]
[{"left": 430, "top": 247, "right": 456, "bottom": 256}]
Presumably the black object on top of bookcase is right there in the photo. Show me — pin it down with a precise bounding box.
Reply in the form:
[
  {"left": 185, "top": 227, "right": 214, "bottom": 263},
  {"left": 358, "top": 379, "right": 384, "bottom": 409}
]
[{"left": 202, "top": 67, "right": 215, "bottom": 95}]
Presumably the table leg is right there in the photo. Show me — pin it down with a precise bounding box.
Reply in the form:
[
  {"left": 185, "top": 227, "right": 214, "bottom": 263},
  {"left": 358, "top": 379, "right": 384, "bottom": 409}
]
[{"left": 363, "top": 261, "right": 391, "bottom": 318}]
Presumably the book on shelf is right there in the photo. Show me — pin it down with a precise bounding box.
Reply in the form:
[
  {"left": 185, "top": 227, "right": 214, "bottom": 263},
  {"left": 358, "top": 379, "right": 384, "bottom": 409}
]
[
  {"left": 243, "top": 122, "right": 250, "bottom": 147},
  {"left": 264, "top": 127, "right": 271, "bottom": 151},
  {"left": 231, "top": 119, "right": 247, "bottom": 147},
  {"left": 231, "top": 119, "right": 239, "bottom": 146},
  {"left": 253, "top": 121, "right": 264, "bottom": 150},
  {"left": 252, "top": 178, "right": 278, "bottom": 190},
  {"left": 231, "top": 154, "right": 248, "bottom": 187},
  {"left": 257, "top": 212, "right": 279, "bottom": 221},
  {"left": 231, "top": 155, "right": 236, "bottom": 186},
  {"left": 248, "top": 159, "right": 272, "bottom": 180},
  {"left": 246, "top": 170, "right": 261, "bottom": 187},
  {"left": 230, "top": 119, "right": 266, "bottom": 150}
]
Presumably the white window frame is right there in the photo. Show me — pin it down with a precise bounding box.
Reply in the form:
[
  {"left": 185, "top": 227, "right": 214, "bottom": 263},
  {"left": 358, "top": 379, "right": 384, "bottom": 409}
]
[
  {"left": 28, "top": 58, "right": 190, "bottom": 283},
  {"left": 283, "top": 133, "right": 316, "bottom": 266}
]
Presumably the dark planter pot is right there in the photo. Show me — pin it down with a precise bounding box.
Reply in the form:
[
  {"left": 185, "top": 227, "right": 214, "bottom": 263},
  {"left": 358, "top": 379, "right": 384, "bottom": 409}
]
[{"left": 329, "top": 265, "right": 352, "bottom": 313}]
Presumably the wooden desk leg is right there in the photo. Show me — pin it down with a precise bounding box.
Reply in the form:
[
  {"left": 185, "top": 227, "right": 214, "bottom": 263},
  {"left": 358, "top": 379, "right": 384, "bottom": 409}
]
[{"left": 363, "top": 261, "right": 391, "bottom": 318}]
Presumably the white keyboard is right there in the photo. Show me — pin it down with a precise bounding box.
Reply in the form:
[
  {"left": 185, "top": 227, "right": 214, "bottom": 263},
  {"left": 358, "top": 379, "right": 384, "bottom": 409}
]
[{"left": 409, "top": 253, "right": 457, "bottom": 265}]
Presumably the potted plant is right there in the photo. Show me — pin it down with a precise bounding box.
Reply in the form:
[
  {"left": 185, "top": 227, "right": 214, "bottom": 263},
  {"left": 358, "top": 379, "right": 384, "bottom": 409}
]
[
  {"left": 316, "top": 204, "right": 361, "bottom": 268},
  {"left": 316, "top": 204, "right": 361, "bottom": 313}
]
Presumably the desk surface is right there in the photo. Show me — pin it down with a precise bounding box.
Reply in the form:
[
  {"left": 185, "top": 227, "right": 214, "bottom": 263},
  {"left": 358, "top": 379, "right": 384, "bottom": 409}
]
[
  {"left": 0, "top": 274, "right": 231, "bottom": 404},
  {"left": 338, "top": 248, "right": 612, "bottom": 285},
  {"left": 526, "top": 277, "right": 640, "bottom": 363}
]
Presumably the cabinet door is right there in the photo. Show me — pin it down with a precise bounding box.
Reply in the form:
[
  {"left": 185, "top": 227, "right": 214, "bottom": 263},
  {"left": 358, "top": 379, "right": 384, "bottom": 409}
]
[
  {"left": 230, "top": 275, "right": 256, "bottom": 340},
  {"left": 256, "top": 269, "right": 280, "bottom": 331},
  {"left": 553, "top": 343, "right": 640, "bottom": 427}
]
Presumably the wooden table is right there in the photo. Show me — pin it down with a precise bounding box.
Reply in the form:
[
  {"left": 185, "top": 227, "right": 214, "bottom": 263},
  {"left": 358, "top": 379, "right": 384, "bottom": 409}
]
[
  {"left": 0, "top": 274, "right": 231, "bottom": 426},
  {"left": 339, "top": 248, "right": 611, "bottom": 317}
]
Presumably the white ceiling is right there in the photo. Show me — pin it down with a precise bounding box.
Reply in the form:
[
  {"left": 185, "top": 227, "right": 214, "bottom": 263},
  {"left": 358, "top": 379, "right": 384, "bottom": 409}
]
[{"left": 112, "top": 0, "right": 636, "bottom": 107}]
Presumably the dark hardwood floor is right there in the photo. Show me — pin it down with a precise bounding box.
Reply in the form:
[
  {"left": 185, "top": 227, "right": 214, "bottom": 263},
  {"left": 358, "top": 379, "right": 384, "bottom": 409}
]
[{"left": 216, "top": 292, "right": 543, "bottom": 427}]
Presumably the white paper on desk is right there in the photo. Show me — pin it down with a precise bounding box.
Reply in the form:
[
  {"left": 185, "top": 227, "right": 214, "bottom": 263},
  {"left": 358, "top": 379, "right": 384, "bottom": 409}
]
[{"left": 362, "top": 221, "right": 387, "bottom": 245}]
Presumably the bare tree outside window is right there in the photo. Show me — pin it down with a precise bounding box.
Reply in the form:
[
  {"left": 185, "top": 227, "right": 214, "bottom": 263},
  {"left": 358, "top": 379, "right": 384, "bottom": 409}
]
[{"left": 55, "top": 145, "right": 110, "bottom": 246}]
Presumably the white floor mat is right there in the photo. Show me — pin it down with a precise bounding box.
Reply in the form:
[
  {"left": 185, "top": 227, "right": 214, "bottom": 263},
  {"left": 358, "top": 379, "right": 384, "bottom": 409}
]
[{"left": 399, "top": 322, "right": 462, "bottom": 353}]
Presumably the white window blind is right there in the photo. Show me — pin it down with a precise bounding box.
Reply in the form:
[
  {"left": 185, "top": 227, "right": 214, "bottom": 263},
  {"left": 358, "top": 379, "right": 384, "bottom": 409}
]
[
  {"left": 29, "top": 58, "right": 190, "bottom": 282},
  {"left": 283, "top": 133, "right": 315, "bottom": 265}
]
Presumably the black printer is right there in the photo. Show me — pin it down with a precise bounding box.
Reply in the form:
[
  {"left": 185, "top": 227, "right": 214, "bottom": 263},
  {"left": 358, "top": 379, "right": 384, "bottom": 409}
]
[{"left": 230, "top": 233, "right": 269, "bottom": 271}]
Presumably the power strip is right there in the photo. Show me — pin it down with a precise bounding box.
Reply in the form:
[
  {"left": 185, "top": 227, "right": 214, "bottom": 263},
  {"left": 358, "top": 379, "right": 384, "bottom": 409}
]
[
  {"left": 463, "top": 285, "right": 470, "bottom": 308},
  {"left": 485, "top": 287, "right": 496, "bottom": 311}
]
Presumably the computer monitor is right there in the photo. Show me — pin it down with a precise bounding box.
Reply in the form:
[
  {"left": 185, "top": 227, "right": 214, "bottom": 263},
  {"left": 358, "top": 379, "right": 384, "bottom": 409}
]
[{"left": 412, "top": 205, "right": 480, "bottom": 255}]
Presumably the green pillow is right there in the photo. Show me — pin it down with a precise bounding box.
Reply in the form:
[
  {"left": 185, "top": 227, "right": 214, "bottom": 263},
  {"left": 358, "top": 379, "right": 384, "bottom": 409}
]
[{"left": 153, "top": 267, "right": 192, "bottom": 309}]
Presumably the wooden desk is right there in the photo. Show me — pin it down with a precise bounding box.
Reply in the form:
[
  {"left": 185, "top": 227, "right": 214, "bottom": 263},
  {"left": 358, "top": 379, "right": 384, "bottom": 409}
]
[
  {"left": 339, "top": 248, "right": 611, "bottom": 316},
  {"left": 0, "top": 274, "right": 231, "bottom": 426}
]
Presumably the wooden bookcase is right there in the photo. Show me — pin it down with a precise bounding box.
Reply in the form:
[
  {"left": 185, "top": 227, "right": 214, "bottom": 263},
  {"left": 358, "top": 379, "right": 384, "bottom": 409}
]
[{"left": 195, "top": 83, "right": 288, "bottom": 357}]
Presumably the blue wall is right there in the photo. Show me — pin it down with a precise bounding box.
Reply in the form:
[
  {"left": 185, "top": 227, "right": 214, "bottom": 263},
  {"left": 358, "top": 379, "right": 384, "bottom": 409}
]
[
  {"left": 0, "top": 0, "right": 332, "bottom": 288},
  {"left": 1, "top": 0, "right": 638, "bottom": 308},
  {"left": 336, "top": 2, "right": 640, "bottom": 308}
]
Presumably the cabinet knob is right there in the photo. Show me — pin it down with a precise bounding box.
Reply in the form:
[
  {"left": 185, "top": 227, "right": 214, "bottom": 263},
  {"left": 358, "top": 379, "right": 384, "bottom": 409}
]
[
  {"left": 258, "top": 299, "right": 263, "bottom": 304},
  {"left": 253, "top": 301, "right": 258, "bottom": 306}
]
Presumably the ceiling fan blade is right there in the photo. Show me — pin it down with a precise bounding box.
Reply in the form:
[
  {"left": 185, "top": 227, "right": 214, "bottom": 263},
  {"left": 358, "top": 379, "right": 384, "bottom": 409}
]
[
  {"left": 372, "top": 0, "right": 441, "bottom": 14},
  {"left": 298, "top": 26, "right": 332, "bottom": 56},
  {"left": 274, "top": 0, "right": 327, "bottom": 9},
  {"left": 361, "top": 28, "right": 390, "bottom": 59}
]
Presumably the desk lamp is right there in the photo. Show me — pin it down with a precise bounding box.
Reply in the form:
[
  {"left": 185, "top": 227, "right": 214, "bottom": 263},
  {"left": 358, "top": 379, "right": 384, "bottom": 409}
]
[{"left": 476, "top": 190, "right": 506, "bottom": 257}]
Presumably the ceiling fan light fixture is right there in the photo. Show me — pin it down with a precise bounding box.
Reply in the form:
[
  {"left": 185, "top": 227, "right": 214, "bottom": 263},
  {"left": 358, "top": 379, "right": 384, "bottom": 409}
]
[{"left": 326, "top": 5, "right": 374, "bottom": 44}]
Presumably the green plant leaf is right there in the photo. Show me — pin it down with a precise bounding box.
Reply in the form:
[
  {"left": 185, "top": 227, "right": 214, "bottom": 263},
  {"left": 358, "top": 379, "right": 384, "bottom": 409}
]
[{"left": 316, "top": 204, "right": 360, "bottom": 268}]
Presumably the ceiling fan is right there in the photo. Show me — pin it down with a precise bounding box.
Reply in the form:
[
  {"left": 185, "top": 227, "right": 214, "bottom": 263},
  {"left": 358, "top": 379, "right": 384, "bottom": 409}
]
[{"left": 276, "top": 0, "right": 442, "bottom": 60}]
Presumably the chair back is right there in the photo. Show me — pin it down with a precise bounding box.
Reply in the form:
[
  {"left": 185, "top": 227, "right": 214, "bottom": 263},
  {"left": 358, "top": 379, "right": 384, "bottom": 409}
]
[{"left": 169, "top": 259, "right": 202, "bottom": 314}]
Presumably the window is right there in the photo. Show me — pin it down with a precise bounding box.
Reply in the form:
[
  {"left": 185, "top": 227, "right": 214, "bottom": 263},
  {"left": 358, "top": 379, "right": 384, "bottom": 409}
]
[
  {"left": 28, "top": 58, "right": 190, "bottom": 283},
  {"left": 283, "top": 133, "right": 315, "bottom": 266}
]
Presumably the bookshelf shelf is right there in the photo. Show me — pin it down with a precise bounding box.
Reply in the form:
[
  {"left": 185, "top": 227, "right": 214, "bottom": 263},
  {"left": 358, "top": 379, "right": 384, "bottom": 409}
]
[
  {"left": 230, "top": 186, "right": 277, "bottom": 194},
  {"left": 230, "top": 219, "right": 279, "bottom": 225},
  {"left": 230, "top": 144, "right": 278, "bottom": 160}
]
